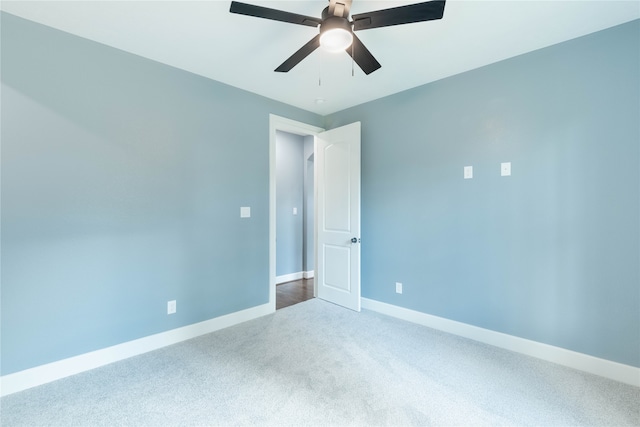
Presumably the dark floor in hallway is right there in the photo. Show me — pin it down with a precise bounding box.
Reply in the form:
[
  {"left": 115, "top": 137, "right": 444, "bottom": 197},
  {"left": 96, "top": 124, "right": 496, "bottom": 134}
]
[{"left": 276, "top": 278, "right": 314, "bottom": 310}]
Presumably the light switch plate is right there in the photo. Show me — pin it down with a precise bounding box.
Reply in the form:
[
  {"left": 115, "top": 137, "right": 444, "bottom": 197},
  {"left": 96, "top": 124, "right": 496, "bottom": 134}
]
[
  {"left": 240, "top": 207, "right": 251, "bottom": 218},
  {"left": 167, "top": 300, "right": 176, "bottom": 315},
  {"left": 464, "top": 166, "right": 473, "bottom": 179},
  {"left": 293, "top": 207, "right": 297, "bottom": 215},
  {"left": 501, "top": 162, "right": 511, "bottom": 176}
]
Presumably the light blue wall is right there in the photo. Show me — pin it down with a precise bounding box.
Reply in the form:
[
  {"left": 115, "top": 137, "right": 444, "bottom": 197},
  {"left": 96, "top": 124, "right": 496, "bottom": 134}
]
[
  {"left": 325, "top": 20, "right": 640, "bottom": 367},
  {"left": 275, "top": 131, "right": 304, "bottom": 277},
  {"left": 0, "top": 12, "right": 322, "bottom": 375}
]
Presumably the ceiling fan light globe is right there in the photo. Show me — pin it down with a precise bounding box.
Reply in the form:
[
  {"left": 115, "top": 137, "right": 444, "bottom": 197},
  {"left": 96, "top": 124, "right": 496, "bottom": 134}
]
[{"left": 320, "top": 28, "right": 353, "bottom": 52}]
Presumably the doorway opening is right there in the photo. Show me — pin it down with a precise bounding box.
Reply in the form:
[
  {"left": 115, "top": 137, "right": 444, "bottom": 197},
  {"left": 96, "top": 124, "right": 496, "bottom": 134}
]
[
  {"left": 274, "top": 129, "right": 316, "bottom": 310},
  {"left": 269, "top": 115, "right": 324, "bottom": 311}
]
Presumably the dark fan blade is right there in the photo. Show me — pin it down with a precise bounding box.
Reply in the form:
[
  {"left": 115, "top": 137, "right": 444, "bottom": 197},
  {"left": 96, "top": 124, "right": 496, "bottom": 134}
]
[
  {"left": 352, "top": 0, "right": 445, "bottom": 31},
  {"left": 346, "top": 33, "right": 381, "bottom": 75},
  {"left": 275, "top": 35, "right": 321, "bottom": 72},
  {"left": 230, "top": 1, "right": 321, "bottom": 28}
]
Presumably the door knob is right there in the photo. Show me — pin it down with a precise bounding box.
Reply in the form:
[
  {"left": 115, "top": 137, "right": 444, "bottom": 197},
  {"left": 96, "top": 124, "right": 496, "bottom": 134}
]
[{"left": 351, "top": 237, "right": 359, "bottom": 243}]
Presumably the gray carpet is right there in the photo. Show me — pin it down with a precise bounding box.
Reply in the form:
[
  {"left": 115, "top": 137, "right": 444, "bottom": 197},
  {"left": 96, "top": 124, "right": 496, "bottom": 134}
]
[{"left": 1, "top": 299, "right": 638, "bottom": 426}]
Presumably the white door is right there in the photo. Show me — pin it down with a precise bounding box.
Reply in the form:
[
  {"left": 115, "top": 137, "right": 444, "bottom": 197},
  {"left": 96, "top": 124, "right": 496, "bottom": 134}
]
[{"left": 316, "top": 122, "right": 361, "bottom": 311}]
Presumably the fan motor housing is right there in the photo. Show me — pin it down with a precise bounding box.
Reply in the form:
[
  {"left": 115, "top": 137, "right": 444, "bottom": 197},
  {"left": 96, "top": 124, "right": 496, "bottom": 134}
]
[{"left": 320, "top": 15, "right": 353, "bottom": 35}]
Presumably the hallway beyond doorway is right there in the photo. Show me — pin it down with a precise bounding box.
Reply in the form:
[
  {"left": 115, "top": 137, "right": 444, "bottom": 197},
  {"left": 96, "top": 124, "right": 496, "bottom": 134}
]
[{"left": 276, "top": 279, "right": 314, "bottom": 310}]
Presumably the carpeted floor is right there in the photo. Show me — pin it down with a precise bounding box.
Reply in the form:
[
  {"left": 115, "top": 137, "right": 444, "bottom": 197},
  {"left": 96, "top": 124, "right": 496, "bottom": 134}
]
[{"left": 1, "top": 298, "right": 638, "bottom": 426}]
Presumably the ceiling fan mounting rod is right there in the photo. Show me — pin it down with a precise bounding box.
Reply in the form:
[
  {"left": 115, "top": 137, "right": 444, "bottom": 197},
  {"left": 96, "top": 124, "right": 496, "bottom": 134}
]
[{"left": 328, "top": 0, "right": 351, "bottom": 18}]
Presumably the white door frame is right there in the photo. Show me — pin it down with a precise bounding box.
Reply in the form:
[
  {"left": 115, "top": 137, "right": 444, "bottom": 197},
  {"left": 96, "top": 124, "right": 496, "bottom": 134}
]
[{"left": 269, "top": 114, "right": 324, "bottom": 311}]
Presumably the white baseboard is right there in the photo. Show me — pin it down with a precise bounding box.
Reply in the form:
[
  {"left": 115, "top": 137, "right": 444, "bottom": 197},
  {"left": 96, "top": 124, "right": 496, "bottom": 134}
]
[
  {"left": 276, "top": 271, "right": 314, "bottom": 284},
  {"left": 0, "top": 302, "right": 274, "bottom": 397},
  {"left": 276, "top": 272, "right": 303, "bottom": 284},
  {"left": 361, "top": 298, "right": 640, "bottom": 387}
]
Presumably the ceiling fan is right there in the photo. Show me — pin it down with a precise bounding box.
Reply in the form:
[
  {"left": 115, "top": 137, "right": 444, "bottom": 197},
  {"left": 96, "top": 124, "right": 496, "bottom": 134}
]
[{"left": 229, "top": 0, "right": 446, "bottom": 75}]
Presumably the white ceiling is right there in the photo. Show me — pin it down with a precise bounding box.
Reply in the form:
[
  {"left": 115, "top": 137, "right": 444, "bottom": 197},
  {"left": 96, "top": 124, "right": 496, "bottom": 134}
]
[{"left": 2, "top": 1, "right": 638, "bottom": 115}]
